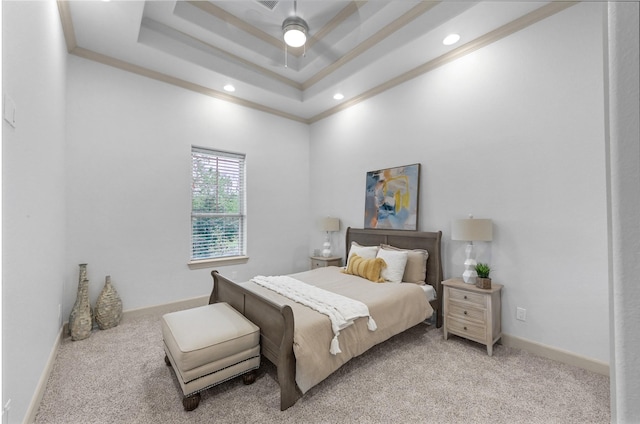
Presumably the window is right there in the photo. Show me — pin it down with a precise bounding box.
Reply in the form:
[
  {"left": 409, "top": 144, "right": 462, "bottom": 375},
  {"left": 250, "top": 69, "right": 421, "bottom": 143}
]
[{"left": 191, "top": 147, "right": 246, "bottom": 261}]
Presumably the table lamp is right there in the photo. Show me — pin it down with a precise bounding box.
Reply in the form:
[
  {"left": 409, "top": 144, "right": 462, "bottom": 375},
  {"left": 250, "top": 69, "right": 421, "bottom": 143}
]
[
  {"left": 321, "top": 217, "right": 340, "bottom": 257},
  {"left": 451, "top": 215, "right": 493, "bottom": 284}
]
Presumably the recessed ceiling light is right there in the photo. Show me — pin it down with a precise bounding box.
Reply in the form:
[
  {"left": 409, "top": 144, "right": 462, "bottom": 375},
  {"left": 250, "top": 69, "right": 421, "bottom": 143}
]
[
  {"left": 443, "top": 34, "right": 461, "bottom": 46},
  {"left": 333, "top": 93, "right": 344, "bottom": 100},
  {"left": 223, "top": 84, "right": 236, "bottom": 92}
]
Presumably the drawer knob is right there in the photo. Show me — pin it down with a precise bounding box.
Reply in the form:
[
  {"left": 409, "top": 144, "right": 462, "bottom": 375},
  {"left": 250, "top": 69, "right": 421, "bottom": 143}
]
[
  {"left": 464, "top": 311, "right": 468, "bottom": 315},
  {"left": 463, "top": 326, "right": 467, "bottom": 331},
  {"left": 464, "top": 295, "right": 468, "bottom": 300}
]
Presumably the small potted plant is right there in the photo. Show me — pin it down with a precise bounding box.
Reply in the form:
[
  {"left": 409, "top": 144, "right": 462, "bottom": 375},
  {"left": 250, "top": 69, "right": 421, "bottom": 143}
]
[{"left": 475, "top": 263, "right": 491, "bottom": 289}]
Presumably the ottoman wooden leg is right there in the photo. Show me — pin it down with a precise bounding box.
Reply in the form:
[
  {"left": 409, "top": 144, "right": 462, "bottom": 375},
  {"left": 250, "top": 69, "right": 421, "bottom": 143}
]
[
  {"left": 243, "top": 370, "right": 257, "bottom": 385},
  {"left": 183, "top": 393, "right": 201, "bottom": 411},
  {"left": 164, "top": 355, "right": 171, "bottom": 366}
]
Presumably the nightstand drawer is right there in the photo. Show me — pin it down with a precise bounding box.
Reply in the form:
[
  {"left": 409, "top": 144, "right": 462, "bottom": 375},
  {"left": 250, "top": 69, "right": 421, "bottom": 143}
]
[
  {"left": 448, "top": 301, "right": 486, "bottom": 323},
  {"left": 310, "top": 256, "right": 342, "bottom": 269},
  {"left": 311, "top": 259, "right": 325, "bottom": 269},
  {"left": 448, "top": 288, "right": 486, "bottom": 307},
  {"left": 447, "top": 316, "right": 486, "bottom": 341}
]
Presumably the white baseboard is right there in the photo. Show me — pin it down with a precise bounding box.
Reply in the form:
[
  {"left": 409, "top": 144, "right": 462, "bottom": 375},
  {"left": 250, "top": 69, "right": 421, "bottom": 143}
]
[
  {"left": 24, "top": 328, "right": 63, "bottom": 424},
  {"left": 119, "top": 295, "right": 209, "bottom": 321},
  {"left": 501, "top": 333, "right": 609, "bottom": 376}
]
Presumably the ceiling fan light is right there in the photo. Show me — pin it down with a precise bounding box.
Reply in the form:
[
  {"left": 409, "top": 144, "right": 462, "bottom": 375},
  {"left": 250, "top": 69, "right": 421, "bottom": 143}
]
[
  {"left": 284, "top": 29, "right": 306, "bottom": 47},
  {"left": 282, "top": 16, "right": 308, "bottom": 48}
]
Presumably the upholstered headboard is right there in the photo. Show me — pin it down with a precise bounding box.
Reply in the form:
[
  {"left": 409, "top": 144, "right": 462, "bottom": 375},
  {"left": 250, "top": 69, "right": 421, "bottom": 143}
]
[{"left": 345, "top": 227, "right": 443, "bottom": 326}]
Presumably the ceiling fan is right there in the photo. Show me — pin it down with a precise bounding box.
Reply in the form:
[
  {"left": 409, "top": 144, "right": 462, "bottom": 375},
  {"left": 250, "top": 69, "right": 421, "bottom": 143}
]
[
  {"left": 243, "top": 1, "right": 361, "bottom": 69},
  {"left": 282, "top": 1, "right": 308, "bottom": 49},
  {"left": 281, "top": 1, "right": 308, "bottom": 67}
]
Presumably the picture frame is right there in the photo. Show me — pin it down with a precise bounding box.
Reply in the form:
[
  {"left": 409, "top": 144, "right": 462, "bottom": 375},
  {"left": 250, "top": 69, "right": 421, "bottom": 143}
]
[{"left": 364, "top": 163, "right": 420, "bottom": 230}]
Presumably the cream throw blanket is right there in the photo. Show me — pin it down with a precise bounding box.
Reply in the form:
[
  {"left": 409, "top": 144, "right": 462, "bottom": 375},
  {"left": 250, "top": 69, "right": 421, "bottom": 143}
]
[{"left": 251, "top": 275, "right": 377, "bottom": 354}]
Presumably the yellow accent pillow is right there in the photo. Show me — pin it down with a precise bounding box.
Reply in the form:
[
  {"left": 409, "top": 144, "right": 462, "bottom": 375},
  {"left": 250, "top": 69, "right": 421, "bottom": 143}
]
[{"left": 343, "top": 253, "right": 387, "bottom": 283}]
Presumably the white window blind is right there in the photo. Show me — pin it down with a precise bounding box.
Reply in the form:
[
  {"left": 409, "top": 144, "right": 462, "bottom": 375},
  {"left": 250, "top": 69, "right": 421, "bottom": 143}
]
[{"left": 191, "top": 147, "right": 246, "bottom": 260}]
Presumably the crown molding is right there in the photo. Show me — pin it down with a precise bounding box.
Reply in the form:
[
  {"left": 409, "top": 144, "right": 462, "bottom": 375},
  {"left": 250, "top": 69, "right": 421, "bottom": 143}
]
[
  {"left": 56, "top": 1, "right": 578, "bottom": 125},
  {"left": 71, "top": 46, "right": 309, "bottom": 124},
  {"left": 308, "top": 1, "right": 578, "bottom": 123},
  {"left": 143, "top": 18, "right": 303, "bottom": 91},
  {"left": 189, "top": 0, "right": 365, "bottom": 63},
  {"left": 303, "top": 1, "right": 439, "bottom": 91},
  {"left": 57, "top": 0, "right": 77, "bottom": 52}
]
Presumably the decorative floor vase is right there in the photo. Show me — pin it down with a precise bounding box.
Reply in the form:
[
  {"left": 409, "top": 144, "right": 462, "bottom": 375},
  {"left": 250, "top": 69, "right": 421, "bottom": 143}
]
[
  {"left": 69, "top": 264, "right": 93, "bottom": 341},
  {"left": 68, "top": 264, "right": 85, "bottom": 330},
  {"left": 95, "top": 275, "right": 123, "bottom": 330}
]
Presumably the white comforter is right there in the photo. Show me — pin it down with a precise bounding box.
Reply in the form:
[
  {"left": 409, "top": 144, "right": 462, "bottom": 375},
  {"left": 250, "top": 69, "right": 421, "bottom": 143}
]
[
  {"left": 241, "top": 267, "right": 433, "bottom": 393},
  {"left": 251, "top": 275, "right": 377, "bottom": 354}
]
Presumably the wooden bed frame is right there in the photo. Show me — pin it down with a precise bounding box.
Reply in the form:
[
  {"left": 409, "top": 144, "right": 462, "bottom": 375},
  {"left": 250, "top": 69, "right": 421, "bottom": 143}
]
[{"left": 209, "top": 227, "right": 443, "bottom": 411}]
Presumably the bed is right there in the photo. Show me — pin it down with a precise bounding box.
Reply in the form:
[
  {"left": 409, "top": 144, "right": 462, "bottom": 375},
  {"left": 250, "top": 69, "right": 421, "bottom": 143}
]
[{"left": 209, "top": 227, "right": 443, "bottom": 410}]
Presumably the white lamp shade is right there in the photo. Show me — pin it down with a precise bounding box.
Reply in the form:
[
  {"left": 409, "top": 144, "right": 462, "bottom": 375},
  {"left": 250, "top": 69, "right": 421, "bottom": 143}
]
[
  {"left": 321, "top": 217, "right": 340, "bottom": 232},
  {"left": 451, "top": 218, "right": 492, "bottom": 241}
]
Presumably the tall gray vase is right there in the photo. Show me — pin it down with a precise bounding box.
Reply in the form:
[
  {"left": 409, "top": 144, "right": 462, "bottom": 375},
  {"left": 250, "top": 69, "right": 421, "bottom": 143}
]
[
  {"left": 95, "top": 275, "right": 122, "bottom": 330},
  {"left": 69, "top": 264, "right": 93, "bottom": 341},
  {"left": 68, "top": 264, "right": 86, "bottom": 333}
]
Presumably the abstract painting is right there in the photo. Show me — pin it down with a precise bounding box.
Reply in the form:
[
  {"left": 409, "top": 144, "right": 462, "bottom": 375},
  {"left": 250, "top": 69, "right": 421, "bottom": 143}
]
[{"left": 364, "top": 164, "right": 420, "bottom": 230}]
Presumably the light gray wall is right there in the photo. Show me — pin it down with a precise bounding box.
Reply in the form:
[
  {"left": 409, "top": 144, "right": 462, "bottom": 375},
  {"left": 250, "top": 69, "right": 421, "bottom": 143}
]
[
  {"left": 2, "top": 1, "right": 68, "bottom": 422},
  {"left": 309, "top": 3, "right": 609, "bottom": 363},
  {"left": 5, "top": 1, "right": 633, "bottom": 423},
  {"left": 65, "top": 56, "right": 312, "bottom": 316}
]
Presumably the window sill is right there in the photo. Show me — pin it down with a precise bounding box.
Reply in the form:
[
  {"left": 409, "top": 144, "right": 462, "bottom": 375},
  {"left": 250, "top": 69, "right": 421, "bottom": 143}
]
[{"left": 188, "top": 256, "right": 249, "bottom": 270}]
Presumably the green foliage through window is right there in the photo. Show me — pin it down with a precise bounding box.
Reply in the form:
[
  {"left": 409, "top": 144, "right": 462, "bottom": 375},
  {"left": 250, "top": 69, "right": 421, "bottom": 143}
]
[{"left": 191, "top": 147, "right": 245, "bottom": 260}]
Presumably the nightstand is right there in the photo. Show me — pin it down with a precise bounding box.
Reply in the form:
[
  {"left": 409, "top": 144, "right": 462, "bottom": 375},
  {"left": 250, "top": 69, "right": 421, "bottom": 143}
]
[
  {"left": 442, "top": 278, "right": 502, "bottom": 356},
  {"left": 310, "top": 256, "right": 342, "bottom": 269}
]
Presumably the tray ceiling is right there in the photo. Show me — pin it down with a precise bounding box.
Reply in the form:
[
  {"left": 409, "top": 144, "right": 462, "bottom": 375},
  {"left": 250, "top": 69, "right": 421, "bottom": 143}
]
[{"left": 59, "top": 1, "right": 573, "bottom": 123}]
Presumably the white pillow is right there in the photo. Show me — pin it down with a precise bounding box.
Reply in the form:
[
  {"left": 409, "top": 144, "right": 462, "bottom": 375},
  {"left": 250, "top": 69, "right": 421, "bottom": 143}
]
[
  {"left": 376, "top": 247, "right": 408, "bottom": 283},
  {"left": 381, "top": 244, "right": 429, "bottom": 284},
  {"left": 346, "top": 242, "right": 379, "bottom": 269}
]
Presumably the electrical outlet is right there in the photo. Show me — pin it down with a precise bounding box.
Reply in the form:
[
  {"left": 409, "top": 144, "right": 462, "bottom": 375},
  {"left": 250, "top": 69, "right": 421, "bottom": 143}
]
[{"left": 516, "top": 307, "right": 527, "bottom": 321}]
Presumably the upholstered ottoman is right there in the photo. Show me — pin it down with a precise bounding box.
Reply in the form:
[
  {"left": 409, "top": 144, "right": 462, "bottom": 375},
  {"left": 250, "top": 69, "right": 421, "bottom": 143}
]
[{"left": 161, "top": 302, "right": 260, "bottom": 411}]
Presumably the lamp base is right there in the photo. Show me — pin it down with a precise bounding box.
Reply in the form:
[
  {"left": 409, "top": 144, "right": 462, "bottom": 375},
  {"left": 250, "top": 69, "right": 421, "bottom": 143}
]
[
  {"left": 462, "top": 270, "right": 477, "bottom": 285},
  {"left": 462, "top": 242, "right": 477, "bottom": 284},
  {"left": 322, "top": 241, "right": 331, "bottom": 258}
]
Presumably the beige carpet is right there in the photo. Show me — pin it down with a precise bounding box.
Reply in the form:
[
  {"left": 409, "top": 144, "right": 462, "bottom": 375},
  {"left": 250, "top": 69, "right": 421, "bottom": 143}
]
[{"left": 35, "top": 306, "right": 610, "bottom": 423}]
